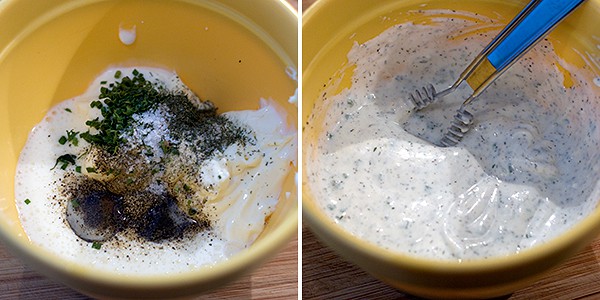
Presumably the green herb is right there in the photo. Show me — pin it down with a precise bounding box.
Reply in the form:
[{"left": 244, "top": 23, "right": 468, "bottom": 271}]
[
  {"left": 86, "top": 167, "right": 97, "bottom": 173},
  {"left": 159, "top": 140, "right": 169, "bottom": 153},
  {"left": 159, "top": 92, "right": 251, "bottom": 157},
  {"left": 75, "top": 166, "right": 82, "bottom": 173},
  {"left": 80, "top": 70, "right": 161, "bottom": 153},
  {"left": 65, "top": 108, "right": 72, "bottom": 113},
  {"left": 58, "top": 130, "right": 80, "bottom": 146},
  {"left": 100, "top": 80, "right": 107, "bottom": 85},
  {"left": 91, "top": 241, "right": 102, "bottom": 250},
  {"left": 71, "top": 199, "right": 80, "bottom": 209},
  {"left": 159, "top": 140, "right": 179, "bottom": 155},
  {"left": 106, "top": 168, "right": 120, "bottom": 176},
  {"left": 24, "top": 199, "right": 31, "bottom": 205},
  {"left": 51, "top": 154, "right": 77, "bottom": 170},
  {"left": 90, "top": 100, "right": 103, "bottom": 109}
]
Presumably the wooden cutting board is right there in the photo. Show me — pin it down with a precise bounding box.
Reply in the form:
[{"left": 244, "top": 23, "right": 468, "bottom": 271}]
[
  {"left": 0, "top": 236, "right": 297, "bottom": 300},
  {"left": 302, "top": 225, "right": 600, "bottom": 299}
]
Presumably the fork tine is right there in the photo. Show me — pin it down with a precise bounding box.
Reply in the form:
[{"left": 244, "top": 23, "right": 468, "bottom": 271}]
[
  {"left": 440, "top": 109, "right": 474, "bottom": 147},
  {"left": 409, "top": 84, "right": 437, "bottom": 110}
]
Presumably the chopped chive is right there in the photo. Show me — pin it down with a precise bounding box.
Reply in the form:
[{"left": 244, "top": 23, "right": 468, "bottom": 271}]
[
  {"left": 58, "top": 130, "right": 80, "bottom": 146},
  {"left": 86, "top": 167, "right": 97, "bottom": 173},
  {"left": 51, "top": 154, "right": 77, "bottom": 170},
  {"left": 64, "top": 108, "right": 72, "bottom": 113},
  {"left": 83, "top": 70, "right": 162, "bottom": 153},
  {"left": 71, "top": 199, "right": 80, "bottom": 209},
  {"left": 159, "top": 140, "right": 169, "bottom": 153},
  {"left": 24, "top": 199, "right": 31, "bottom": 205},
  {"left": 68, "top": 130, "right": 79, "bottom": 146},
  {"left": 91, "top": 241, "right": 102, "bottom": 250},
  {"left": 75, "top": 166, "right": 82, "bottom": 173},
  {"left": 90, "top": 101, "right": 103, "bottom": 109}
]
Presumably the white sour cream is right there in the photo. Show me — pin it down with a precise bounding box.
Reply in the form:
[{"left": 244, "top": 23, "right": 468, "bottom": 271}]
[
  {"left": 305, "top": 12, "right": 600, "bottom": 260},
  {"left": 15, "top": 67, "right": 296, "bottom": 274}
]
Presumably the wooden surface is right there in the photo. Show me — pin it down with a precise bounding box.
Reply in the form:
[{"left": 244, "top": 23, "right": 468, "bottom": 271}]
[
  {"left": 302, "top": 0, "right": 316, "bottom": 11},
  {"left": 0, "top": 236, "right": 297, "bottom": 299},
  {"left": 303, "top": 225, "right": 600, "bottom": 299}
]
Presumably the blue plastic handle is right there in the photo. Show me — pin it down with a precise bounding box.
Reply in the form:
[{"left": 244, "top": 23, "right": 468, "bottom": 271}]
[{"left": 487, "top": 0, "right": 586, "bottom": 70}]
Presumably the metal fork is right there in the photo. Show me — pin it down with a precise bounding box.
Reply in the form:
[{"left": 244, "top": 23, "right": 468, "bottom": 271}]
[{"left": 408, "top": 0, "right": 586, "bottom": 147}]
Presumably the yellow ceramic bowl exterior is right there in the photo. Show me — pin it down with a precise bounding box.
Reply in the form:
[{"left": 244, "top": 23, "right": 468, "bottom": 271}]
[
  {"left": 0, "top": 0, "right": 297, "bottom": 298},
  {"left": 303, "top": 0, "right": 600, "bottom": 298}
]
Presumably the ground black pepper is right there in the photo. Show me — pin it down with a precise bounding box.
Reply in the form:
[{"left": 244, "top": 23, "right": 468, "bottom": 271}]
[{"left": 57, "top": 70, "right": 252, "bottom": 245}]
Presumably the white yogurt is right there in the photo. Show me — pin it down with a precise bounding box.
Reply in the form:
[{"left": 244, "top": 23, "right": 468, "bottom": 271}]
[
  {"left": 15, "top": 67, "right": 296, "bottom": 274},
  {"left": 305, "top": 11, "right": 600, "bottom": 260}
]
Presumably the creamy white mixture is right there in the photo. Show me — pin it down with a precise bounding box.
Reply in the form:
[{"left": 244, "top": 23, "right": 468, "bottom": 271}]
[
  {"left": 16, "top": 67, "right": 296, "bottom": 274},
  {"left": 305, "top": 11, "right": 600, "bottom": 260}
]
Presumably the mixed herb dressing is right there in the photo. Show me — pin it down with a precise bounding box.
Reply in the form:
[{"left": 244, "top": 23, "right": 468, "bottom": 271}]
[
  {"left": 16, "top": 67, "right": 296, "bottom": 274},
  {"left": 305, "top": 11, "right": 600, "bottom": 260}
]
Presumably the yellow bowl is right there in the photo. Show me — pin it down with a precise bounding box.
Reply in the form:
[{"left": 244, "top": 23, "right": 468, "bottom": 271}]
[
  {"left": 303, "top": 0, "right": 600, "bottom": 298},
  {"left": 0, "top": 0, "right": 297, "bottom": 298}
]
